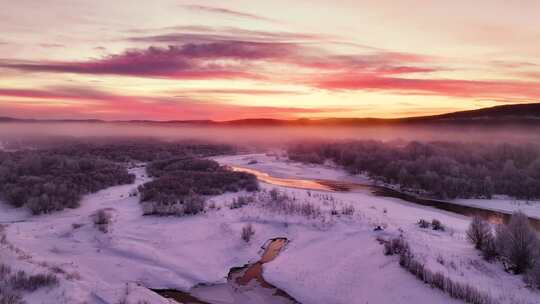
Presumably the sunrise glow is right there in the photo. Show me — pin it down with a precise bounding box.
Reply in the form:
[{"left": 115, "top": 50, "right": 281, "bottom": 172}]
[{"left": 1, "top": 1, "right": 539, "bottom": 120}]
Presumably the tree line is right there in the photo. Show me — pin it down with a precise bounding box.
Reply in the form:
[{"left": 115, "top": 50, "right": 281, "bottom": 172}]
[
  {"left": 288, "top": 140, "right": 540, "bottom": 200},
  {"left": 0, "top": 150, "right": 134, "bottom": 214},
  {"left": 45, "top": 139, "right": 235, "bottom": 163},
  {"left": 0, "top": 140, "right": 238, "bottom": 215}
]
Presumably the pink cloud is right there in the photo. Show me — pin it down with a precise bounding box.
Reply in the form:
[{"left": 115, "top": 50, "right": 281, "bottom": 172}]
[
  {"left": 0, "top": 42, "right": 295, "bottom": 79},
  {"left": 3, "top": 34, "right": 537, "bottom": 104},
  {"left": 315, "top": 73, "right": 540, "bottom": 100},
  {"left": 0, "top": 37, "right": 433, "bottom": 82}
]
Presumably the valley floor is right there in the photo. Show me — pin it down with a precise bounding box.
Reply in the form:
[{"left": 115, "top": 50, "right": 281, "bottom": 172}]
[{"left": 0, "top": 154, "right": 538, "bottom": 303}]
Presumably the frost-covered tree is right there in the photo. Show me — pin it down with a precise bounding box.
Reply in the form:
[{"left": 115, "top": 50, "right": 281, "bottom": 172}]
[
  {"left": 467, "top": 216, "right": 493, "bottom": 250},
  {"left": 288, "top": 141, "right": 540, "bottom": 200},
  {"left": 138, "top": 157, "right": 258, "bottom": 216},
  {"left": 496, "top": 212, "right": 540, "bottom": 274}
]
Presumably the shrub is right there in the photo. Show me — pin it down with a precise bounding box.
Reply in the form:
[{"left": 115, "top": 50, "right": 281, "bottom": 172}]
[
  {"left": 257, "top": 190, "right": 322, "bottom": 219},
  {"left": 71, "top": 223, "right": 84, "bottom": 229},
  {"left": 241, "top": 224, "right": 255, "bottom": 243},
  {"left": 183, "top": 194, "right": 205, "bottom": 215},
  {"left": 299, "top": 202, "right": 319, "bottom": 218},
  {"left": 0, "top": 264, "right": 11, "bottom": 279},
  {"left": 383, "top": 237, "right": 409, "bottom": 256},
  {"left": 418, "top": 219, "right": 430, "bottom": 228},
  {"left": 399, "top": 249, "right": 498, "bottom": 304},
  {"left": 142, "top": 202, "right": 179, "bottom": 216},
  {"left": 496, "top": 212, "right": 540, "bottom": 274},
  {"left": 341, "top": 205, "right": 355, "bottom": 216},
  {"left": 142, "top": 193, "right": 205, "bottom": 216},
  {"left": 230, "top": 196, "right": 251, "bottom": 209},
  {"left": 269, "top": 188, "right": 280, "bottom": 202},
  {"left": 431, "top": 219, "right": 444, "bottom": 231},
  {"left": 467, "top": 216, "right": 493, "bottom": 250},
  {"left": 9, "top": 271, "right": 59, "bottom": 292},
  {"left": 0, "top": 289, "right": 24, "bottom": 304},
  {"left": 0, "top": 264, "right": 57, "bottom": 303},
  {"left": 480, "top": 234, "right": 498, "bottom": 262},
  {"left": 93, "top": 209, "right": 112, "bottom": 233},
  {"left": 525, "top": 262, "right": 540, "bottom": 289}
]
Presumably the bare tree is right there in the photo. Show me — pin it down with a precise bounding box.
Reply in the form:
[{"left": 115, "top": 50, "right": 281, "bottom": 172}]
[
  {"left": 496, "top": 212, "right": 540, "bottom": 274},
  {"left": 467, "top": 216, "right": 493, "bottom": 250},
  {"left": 241, "top": 224, "right": 255, "bottom": 243}
]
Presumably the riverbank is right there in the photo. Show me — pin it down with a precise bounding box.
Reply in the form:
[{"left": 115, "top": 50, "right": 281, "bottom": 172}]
[{"left": 213, "top": 153, "right": 540, "bottom": 220}]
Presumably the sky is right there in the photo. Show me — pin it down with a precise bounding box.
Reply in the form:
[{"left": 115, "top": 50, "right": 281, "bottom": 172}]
[{"left": 1, "top": 0, "right": 540, "bottom": 121}]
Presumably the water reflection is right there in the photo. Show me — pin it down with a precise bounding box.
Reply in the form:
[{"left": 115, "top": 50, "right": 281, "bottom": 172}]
[
  {"left": 231, "top": 166, "right": 338, "bottom": 191},
  {"left": 152, "top": 238, "right": 298, "bottom": 304},
  {"left": 232, "top": 166, "right": 540, "bottom": 231}
]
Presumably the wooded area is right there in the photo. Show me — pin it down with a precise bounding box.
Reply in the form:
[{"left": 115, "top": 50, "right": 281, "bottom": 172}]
[{"left": 288, "top": 141, "right": 540, "bottom": 200}]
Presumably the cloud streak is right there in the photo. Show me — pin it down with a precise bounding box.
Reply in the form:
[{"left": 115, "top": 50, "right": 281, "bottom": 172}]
[
  {"left": 0, "top": 38, "right": 431, "bottom": 82},
  {"left": 0, "top": 42, "right": 292, "bottom": 79},
  {"left": 170, "top": 88, "right": 305, "bottom": 96},
  {"left": 315, "top": 73, "right": 540, "bottom": 100},
  {"left": 0, "top": 86, "right": 344, "bottom": 120},
  {"left": 181, "top": 5, "right": 276, "bottom": 22},
  {"left": 126, "top": 26, "right": 334, "bottom": 45}
]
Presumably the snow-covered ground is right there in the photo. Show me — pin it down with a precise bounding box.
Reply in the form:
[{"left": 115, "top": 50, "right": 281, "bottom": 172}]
[
  {"left": 452, "top": 197, "right": 540, "bottom": 220},
  {"left": 212, "top": 153, "right": 372, "bottom": 184},
  {"left": 1, "top": 155, "right": 539, "bottom": 304}
]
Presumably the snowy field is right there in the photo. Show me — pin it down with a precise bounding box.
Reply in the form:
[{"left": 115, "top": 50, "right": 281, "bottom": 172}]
[{"left": 0, "top": 154, "right": 539, "bottom": 303}]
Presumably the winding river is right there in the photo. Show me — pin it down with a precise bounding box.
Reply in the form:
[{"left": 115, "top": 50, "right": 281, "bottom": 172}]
[{"left": 231, "top": 166, "right": 540, "bottom": 230}]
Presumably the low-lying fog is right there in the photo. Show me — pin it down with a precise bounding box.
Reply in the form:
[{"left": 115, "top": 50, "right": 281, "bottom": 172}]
[{"left": 1, "top": 122, "right": 540, "bottom": 146}]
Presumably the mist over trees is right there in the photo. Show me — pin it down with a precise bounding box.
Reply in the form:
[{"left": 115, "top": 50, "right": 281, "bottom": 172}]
[
  {"left": 288, "top": 141, "right": 540, "bottom": 200},
  {"left": 44, "top": 139, "right": 235, "bottom": 163}
]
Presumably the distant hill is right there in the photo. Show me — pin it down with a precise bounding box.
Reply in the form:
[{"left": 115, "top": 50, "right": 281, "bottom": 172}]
[
  {"left": 0, "top": 116, "right": 32, "bottom": 122},
  {"left": 1, "top": 103, "right": 540, "bottom": 127},
  {"left": 220, "top": 103, "right": 540, "bottom": 126},
  {"left": 407, "top": 103, "right": 540, "bottom": 123}
]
